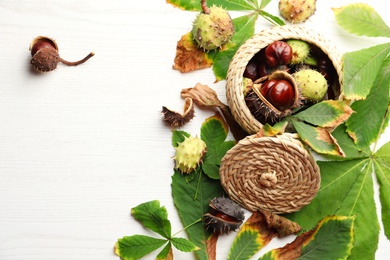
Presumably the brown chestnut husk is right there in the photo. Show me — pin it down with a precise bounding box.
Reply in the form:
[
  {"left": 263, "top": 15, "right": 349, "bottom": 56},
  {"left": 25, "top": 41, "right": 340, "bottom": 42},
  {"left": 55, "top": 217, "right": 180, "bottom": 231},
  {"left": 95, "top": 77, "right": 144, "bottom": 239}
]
[
  {"left": 203, "top": 197, "right": 245, "bottom": 235},
  {"left": 29, "top": 36, "right": 94, "bottom": 72},
  {"left": 245, "top": 70, "right": 300, "bottom": 124}
]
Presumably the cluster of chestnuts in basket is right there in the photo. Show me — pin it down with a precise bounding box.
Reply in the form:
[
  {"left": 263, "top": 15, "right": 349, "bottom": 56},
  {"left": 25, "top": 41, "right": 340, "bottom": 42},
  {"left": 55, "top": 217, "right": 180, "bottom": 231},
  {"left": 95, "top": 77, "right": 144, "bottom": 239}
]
[{"left": 243, "top": 39, "right": 338, "bottom": 125}]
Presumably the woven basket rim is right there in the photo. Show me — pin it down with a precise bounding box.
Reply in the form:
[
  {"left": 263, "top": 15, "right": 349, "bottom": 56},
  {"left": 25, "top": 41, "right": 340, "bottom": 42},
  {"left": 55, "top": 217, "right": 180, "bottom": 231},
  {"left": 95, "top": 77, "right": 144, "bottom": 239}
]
[
  {"left": 226, "top": 25, "right": 343, "bottom": 134},
  {"left": 220, "top": 133, "right": 321, "bottom": 214}
]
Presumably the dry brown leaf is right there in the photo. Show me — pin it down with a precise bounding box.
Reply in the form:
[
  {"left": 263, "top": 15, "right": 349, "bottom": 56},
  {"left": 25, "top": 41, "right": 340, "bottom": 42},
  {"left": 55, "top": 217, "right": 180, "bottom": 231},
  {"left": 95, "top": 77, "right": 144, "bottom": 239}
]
[{"left": 172, "top": 32, "right": 213, "bottom": 73}]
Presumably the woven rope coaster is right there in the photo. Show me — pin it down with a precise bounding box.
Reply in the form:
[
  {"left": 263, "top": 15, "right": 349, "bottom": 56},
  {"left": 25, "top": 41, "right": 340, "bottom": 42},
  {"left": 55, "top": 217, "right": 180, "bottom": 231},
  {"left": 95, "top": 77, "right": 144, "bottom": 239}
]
[
  {"left": 219, "top": 134, "right": 320, "bottom": 214},
  {"left": 226, "top": 25, "right": 343, "bottom": 134}
]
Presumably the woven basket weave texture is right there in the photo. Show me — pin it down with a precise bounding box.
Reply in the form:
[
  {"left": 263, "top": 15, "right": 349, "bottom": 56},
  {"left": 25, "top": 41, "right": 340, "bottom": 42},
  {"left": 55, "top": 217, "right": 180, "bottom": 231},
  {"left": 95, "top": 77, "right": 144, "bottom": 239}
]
[
  {"left": 219, "top": 134, "right": 320, "bottom": 214},
  {"left": 226, "top": 25, "right": 343, "bottom": 134}
]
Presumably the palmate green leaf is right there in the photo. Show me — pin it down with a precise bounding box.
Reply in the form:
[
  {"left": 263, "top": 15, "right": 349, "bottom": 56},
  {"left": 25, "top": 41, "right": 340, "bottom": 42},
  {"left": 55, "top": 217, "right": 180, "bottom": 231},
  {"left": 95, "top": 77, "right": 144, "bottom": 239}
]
[
  {"left": 116, "top": 235, "right": 167, "bottom": 260},
  {"left": 292, "top": 100, "right": 353, "bottom": 128},
  {"left": 333, "top": 3, "right": 390, "bottom": 38},
  {"left": 345, "top": 56, "right": 390, "bottom": 149},
  {"left": 171, "top": 237, "right": 200, "bottom": 252},
  {"left": 342, "top": 42, "right": 390, "bottom": 100},
  {"left": 131, "top": 200, "right": 172, "bottom": 239},
  {"left": 213, "top": 13, "right": 258, "bottom": 80},
  {"left": 259, "top": 216, "right": 355, "bottom": 260},
  {"left": 171, "top": 169, "right": 225, "bottom": 260},
  {"left": 286, "top": 159, "right": 380, "bottom": 260},
  {"left": 166, "top": 0, "right": 258, "bottom": 11},
  {"left": 291, "top": 120, "right": 344, "bottom": 157},
  {"left": 373, "top": 142, "right": 390, "bottom": 239}
]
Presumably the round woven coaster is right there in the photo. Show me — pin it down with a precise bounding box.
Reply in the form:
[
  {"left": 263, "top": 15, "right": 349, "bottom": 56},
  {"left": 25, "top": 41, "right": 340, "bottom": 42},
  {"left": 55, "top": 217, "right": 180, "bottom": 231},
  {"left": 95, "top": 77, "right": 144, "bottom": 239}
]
[
  {"left": 219, "top": 134, "right": 320, "bottom": 214},
  {"left": 226, "top": 25, "right": 343, "bottom": 134}
]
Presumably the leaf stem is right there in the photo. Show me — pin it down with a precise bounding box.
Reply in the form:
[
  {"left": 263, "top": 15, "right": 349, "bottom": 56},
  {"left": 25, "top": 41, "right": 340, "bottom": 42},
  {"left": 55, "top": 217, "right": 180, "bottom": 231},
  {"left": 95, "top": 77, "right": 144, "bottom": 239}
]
[{"left": 172, "top": 218, "right": 203, "bottom": 237}]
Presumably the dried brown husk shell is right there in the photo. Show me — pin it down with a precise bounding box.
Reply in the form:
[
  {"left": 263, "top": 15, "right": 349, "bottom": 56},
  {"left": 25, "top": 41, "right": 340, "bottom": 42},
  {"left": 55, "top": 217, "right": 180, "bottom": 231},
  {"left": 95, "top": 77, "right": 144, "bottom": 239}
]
[
  {"left": 161, "top": 97, "right": 195, "bottom": 128},
  {"left": 203, "top": 197, "right": 245, "bottom": 235},
  {"left": 245, "top": 70, "right": 300, "bottom": 124}
]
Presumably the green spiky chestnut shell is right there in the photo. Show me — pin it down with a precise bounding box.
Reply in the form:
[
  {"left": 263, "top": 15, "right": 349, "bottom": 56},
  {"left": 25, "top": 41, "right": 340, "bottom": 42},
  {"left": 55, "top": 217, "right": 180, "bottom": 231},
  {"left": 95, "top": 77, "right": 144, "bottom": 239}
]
[
  {"left": 174, "top": 136, "right": 207, "bottom": 174},
  {"left": 293, "top": 69, "right": 328, "bottom": 102},
  {"left": 279, "top": 0, "right": 317, "bottom": 23},
  {"left": 191, "top": 5, "right": 235, "bottom": 51},
  {"left": 286, "top": 39, "right": 310, "bottom": 64}
]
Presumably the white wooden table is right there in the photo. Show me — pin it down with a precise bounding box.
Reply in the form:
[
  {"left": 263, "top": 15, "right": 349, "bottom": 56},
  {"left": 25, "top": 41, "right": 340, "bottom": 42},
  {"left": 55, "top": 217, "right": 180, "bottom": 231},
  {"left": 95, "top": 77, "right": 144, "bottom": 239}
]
[{"left": 0, "top": 0, "right": 389, "bottom": 259}]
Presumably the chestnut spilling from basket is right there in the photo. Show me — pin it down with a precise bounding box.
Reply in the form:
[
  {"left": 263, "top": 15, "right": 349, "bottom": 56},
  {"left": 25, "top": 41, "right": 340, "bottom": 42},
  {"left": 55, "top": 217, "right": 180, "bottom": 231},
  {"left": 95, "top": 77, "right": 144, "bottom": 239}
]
[
  {"left": 243, "top": 39, "right": 338, "bottom": 125},
  {"left": 226, "top": 25, "right": 343, "bottom": 134}
]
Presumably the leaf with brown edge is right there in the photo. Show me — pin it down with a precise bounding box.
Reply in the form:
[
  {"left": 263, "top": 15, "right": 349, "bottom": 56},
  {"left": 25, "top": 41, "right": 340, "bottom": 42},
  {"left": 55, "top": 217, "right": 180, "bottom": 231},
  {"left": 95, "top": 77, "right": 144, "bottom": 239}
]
[
  {"left": 259, "top": 215, "right": 355, "bottom": 260},
  {"left": 292, "top": 120, "right": 345, "bottom": 157},
  {"left": 172, "top": 32, "right": 214, "bottom": 73},
  {"left": 292, "top": 100, "right": 353, "bottom": 128},
  {"left": 228, "top": 211, "right": 279, "bottom": 260}
]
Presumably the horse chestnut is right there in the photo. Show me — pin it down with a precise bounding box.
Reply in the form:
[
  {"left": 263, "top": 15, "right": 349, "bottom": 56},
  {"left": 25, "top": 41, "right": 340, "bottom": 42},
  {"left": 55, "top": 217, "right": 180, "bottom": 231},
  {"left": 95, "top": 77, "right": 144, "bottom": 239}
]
[
  {"left": 243, "top": 59, "right": 259, "bottom": 81},
  {"left": 266, "top": 79, "right": 295, "bottom": 111},
  {"left": 264, "top": 41, "right": 292, "bottom": 68},
  {"left": 260, "top": 79, "right": 278, "bottom": 97}
]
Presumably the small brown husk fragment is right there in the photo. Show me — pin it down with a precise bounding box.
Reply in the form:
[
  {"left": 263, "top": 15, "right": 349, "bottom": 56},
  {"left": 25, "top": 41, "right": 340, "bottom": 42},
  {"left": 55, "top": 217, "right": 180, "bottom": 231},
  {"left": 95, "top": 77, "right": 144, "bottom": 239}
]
[
  {"left": 181, "top": 83, "right": 248, "bottom": 141},
  {"left": 161, "top": 97, "right": 195, "bottom": 128}
]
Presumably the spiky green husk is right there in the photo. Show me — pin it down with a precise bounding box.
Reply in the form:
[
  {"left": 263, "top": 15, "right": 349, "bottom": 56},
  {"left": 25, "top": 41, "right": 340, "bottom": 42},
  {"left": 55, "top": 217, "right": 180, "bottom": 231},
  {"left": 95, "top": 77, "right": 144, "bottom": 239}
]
[
  {"left": 286, "top": 39, "right": 311, "bottom": 64},
  {"left": 174, "top": 136, "right": 207, "bottom": 174},
  {"left": 191, "top": 5, "right": 234, "bottom": 51},
  {"left": 279, "top": 0, "right": 317, "bottom": 23},
  {"left": 293, "top": 69, "right": 328, "bottom": 102}
]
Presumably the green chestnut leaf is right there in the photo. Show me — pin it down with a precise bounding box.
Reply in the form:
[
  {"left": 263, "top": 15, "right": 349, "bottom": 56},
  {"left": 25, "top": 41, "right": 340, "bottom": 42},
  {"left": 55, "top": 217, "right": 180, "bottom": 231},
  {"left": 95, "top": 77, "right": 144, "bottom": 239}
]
[
  {"left": 345, "top": 55, "right": 390, "bottom": 150},
  {"left": 172, "top": 168, "right": 225, "bottom": 260},
  {"left": 286, "top": 159, "right": 379, "bottom": 259},
  {"left": 172, "top": 130, "right": 190, "bottom": 147},
  {"left": 343, "top": 42, "right": 390, "bottom": 100},
  {"left": 115, "top": 235, "right": 167, "bottom": 260},
  {"left": 291, "top": 120, "right": 344, "bottom": 157},
  {"left": 170, "top": 237, "right": 200, "bottom": 252},
  {"left": 200, "top": 114, "right": 235, "bottom": 179},
  {"left": 292, "top": 100, "right": 353, "bottom": 128},
  {"left": 374, "top": 142, "right": 390, "bottom": 239},
  {"left": 131, "top": 200, "right": 172, "bottom": 239},
  {"left": 333, "top": 3, "right": 390, "bottom": 38}
]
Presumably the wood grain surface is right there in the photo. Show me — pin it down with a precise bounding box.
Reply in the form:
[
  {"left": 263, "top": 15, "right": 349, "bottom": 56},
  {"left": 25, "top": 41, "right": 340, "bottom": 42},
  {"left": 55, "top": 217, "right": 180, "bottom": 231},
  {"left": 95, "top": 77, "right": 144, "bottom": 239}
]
[{"left": 0, "top": 0, "right": 389, "bottom": 259}]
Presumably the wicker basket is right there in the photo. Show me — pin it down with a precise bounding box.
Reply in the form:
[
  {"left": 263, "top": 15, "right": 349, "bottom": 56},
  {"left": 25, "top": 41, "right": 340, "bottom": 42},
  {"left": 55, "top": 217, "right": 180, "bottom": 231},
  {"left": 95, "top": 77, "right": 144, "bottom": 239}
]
[
  {"left": 219, "top": 133, "right": 320, "bottom": 214},
  {"left": 226, "top": 25, "right": 343, "bottom": 134}
]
